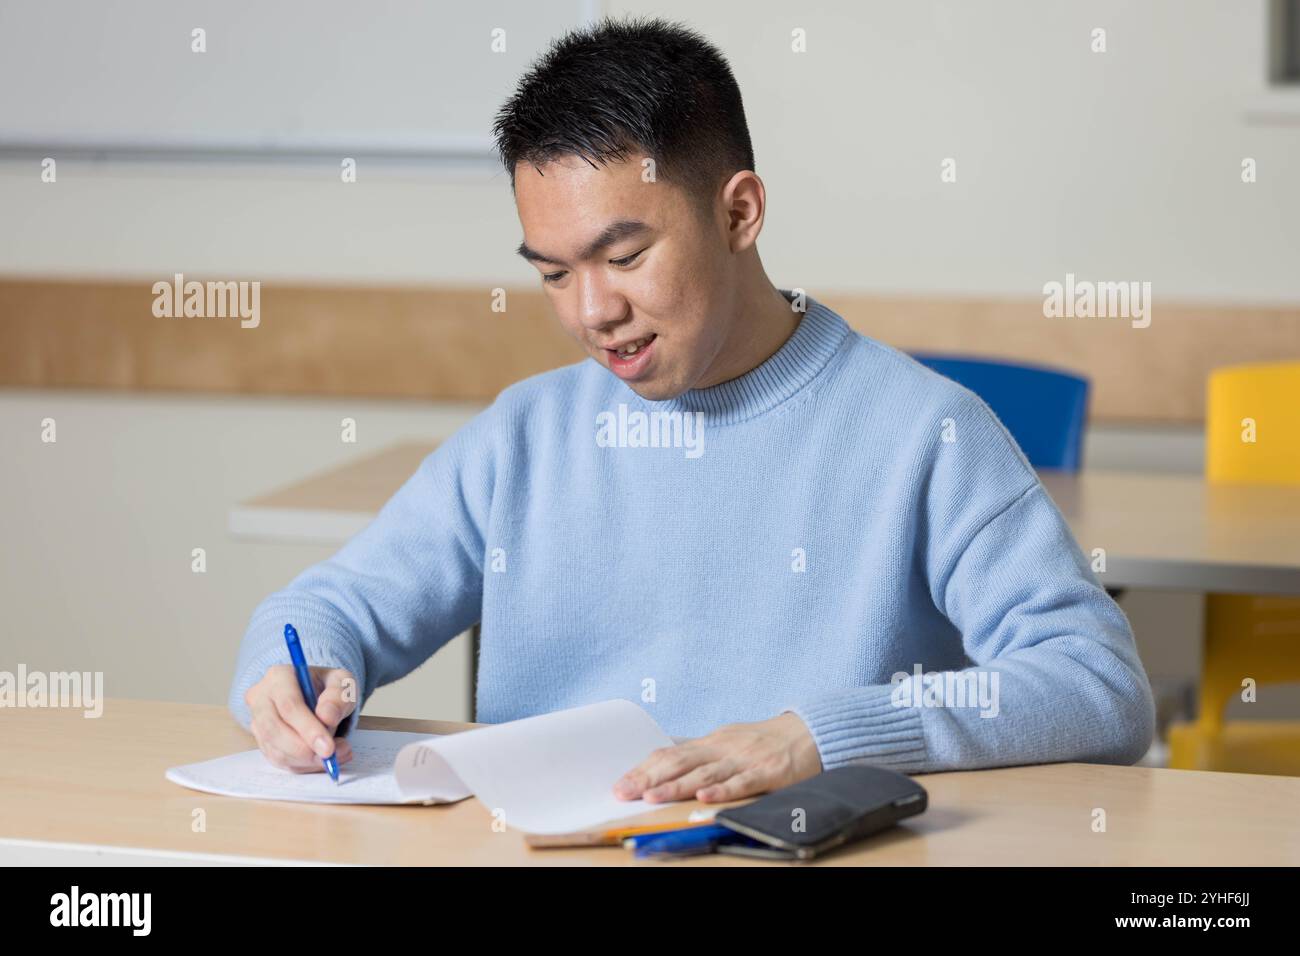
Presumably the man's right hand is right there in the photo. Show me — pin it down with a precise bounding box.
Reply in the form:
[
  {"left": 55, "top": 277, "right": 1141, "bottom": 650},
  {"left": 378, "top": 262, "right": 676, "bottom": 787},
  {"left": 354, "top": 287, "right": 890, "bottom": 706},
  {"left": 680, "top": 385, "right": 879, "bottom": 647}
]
[{"left": 244, "top": 665, "right": 357, "bottom": 772}]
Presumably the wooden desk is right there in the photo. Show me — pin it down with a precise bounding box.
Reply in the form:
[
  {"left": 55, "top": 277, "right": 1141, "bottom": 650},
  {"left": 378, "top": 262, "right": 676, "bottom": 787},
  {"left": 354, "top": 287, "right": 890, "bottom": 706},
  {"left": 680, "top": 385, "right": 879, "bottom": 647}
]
[
  {"left": 3, "top": 699, "right": 1298, "bottom": 865},
  {"left": 231, "top": 443, "right": 1300, "bottom": 596}
]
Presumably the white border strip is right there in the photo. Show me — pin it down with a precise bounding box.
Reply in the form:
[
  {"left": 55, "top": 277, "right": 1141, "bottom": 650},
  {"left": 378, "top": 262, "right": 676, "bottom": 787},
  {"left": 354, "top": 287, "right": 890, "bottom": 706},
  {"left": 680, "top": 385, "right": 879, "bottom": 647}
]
[{"left": 0, "top": 837, "right": 350, "bottom": 867}]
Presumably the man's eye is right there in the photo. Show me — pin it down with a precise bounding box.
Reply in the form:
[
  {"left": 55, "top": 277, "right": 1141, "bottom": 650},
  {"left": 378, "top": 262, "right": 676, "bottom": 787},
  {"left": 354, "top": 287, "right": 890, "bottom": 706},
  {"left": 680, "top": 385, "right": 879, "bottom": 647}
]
[
  {"left": 541, "top": 271, "right": 568, "bottom": 284},
  {"left": 611, "top": 249, "right": 645, "bottom": 267}
]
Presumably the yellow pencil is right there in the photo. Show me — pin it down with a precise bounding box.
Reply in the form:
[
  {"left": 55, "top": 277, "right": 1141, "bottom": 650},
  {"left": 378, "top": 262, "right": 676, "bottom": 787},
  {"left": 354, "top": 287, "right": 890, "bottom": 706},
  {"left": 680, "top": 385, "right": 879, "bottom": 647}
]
[{"left": 525, "top": 817, "right": 714, "bottom": 849}]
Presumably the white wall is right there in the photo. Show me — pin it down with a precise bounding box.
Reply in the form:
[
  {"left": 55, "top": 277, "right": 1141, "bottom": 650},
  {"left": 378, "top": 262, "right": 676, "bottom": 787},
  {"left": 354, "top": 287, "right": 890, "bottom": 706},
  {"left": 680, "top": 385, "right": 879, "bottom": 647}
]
[
  {"left": 1, "top": 0, "right": 1296, "bottom": 303},
  {"left": 0, "top": 390, "right": 479, "bottom": 722},
  {"left": 0, "top": 0, "right": 592, "bottom": 153}
]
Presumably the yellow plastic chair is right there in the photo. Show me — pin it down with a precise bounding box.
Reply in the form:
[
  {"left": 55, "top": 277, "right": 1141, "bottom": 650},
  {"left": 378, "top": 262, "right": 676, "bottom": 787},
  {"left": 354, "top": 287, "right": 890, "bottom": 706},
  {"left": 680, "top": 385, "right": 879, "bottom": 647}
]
[{"left": 1168, "top": 361, "right": 1300, "bottom": 774}]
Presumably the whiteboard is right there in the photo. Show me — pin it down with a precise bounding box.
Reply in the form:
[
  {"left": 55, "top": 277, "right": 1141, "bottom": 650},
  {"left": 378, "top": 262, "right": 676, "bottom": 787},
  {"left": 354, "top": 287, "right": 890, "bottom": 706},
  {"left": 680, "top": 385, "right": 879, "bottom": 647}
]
[{"left": 0, "top": 0, "right": 598, "bottom": 157}]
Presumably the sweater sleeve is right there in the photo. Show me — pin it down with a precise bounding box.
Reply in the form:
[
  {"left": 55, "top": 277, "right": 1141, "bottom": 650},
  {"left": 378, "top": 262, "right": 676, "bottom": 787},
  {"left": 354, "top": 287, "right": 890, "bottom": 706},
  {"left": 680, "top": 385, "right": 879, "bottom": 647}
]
[
  {"left": 226, "top": 402, "right": 500, "bottom": 732},
  {"left": 784, "top": 400, "right": 1156, "bottom": 774}
]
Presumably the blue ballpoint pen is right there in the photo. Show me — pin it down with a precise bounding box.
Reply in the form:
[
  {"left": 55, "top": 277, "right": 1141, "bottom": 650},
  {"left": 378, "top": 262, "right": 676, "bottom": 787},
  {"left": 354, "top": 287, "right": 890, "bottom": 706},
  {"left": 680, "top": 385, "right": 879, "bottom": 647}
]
[
  {"left": 283, "top": 623, "right": 340, "bottom": 783},
  {"left": 628, "top": 824, "right": 740, "bottom": 858}
]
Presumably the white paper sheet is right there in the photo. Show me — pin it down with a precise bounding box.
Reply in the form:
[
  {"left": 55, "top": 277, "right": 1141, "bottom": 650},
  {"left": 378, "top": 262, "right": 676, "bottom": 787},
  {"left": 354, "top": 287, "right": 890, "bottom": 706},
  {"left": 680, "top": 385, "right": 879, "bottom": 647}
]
[
  {"left": 165, "top": 729, "right": 472, "bottom": 805},
  {"left": 166, "top": 699, "right": 679, "bottom": 833},
  {"left": 393, "top": 699, "right": 676, "bottom": 833}
]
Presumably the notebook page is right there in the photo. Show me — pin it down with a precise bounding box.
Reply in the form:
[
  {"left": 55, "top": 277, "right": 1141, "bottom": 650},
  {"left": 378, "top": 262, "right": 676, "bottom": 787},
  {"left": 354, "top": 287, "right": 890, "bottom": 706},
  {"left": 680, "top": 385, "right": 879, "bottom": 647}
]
[
  {"left": 394, "top": 699, "right": 677, "bottom": 833},
  {"left": 166, "top": 729, "right": 473, "bottom": 805}
]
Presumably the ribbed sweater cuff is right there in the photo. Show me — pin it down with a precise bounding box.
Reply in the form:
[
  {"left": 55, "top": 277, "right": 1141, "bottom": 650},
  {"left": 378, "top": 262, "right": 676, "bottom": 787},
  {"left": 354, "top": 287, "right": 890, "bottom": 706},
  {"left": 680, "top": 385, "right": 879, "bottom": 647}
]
[
  {"left": 783, "top": 685, "right": 928, "bottom": 772},
  {"left": 232, "top": 602, "right": 369, "bottom": 736}
]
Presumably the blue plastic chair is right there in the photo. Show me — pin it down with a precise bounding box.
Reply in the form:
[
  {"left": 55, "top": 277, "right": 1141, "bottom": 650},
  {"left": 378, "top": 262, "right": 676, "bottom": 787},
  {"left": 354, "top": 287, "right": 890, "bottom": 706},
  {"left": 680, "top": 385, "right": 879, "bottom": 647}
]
[{"left": 910, "top": 354, "right": 1090, "bottom": 472}]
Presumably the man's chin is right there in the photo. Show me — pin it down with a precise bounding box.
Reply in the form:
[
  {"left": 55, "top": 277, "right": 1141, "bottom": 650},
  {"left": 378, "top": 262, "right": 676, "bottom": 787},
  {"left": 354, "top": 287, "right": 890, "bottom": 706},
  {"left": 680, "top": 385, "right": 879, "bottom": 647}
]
[{"left": 622, "top": 378, "right": 686, "bottom": 402}]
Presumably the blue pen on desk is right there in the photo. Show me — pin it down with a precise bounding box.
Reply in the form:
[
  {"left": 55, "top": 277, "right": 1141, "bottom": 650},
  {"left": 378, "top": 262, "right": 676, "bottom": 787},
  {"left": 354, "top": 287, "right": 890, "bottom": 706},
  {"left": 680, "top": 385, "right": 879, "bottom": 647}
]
[
  {"left": 283, "top": 623, "right": 340, "bottom": 784},
  {"left": 627, "top": 824, "right": 737, "bottom": 858}
]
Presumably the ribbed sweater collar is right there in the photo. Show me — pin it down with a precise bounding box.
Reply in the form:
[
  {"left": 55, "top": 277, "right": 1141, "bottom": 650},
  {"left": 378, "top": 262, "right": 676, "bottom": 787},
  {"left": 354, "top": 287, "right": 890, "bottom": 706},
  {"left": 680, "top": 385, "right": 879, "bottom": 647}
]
[{"left": 627, "top": 291, "right": 850, "bottom": 426}]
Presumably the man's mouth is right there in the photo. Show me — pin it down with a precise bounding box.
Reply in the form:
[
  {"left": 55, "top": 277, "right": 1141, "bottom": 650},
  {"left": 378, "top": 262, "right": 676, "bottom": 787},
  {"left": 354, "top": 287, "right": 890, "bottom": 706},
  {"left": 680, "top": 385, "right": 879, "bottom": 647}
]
[
  {"left": 604, "top": 333, "right": 658, "bottom": 380},
  {"left": 607, "top": 334, "right": 656, "bottom": 359}
]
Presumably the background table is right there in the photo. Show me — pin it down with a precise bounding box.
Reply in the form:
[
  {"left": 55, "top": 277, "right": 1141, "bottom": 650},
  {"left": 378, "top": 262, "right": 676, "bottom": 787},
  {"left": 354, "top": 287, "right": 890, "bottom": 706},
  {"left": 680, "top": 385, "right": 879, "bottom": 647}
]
[{"left": 231, "top": 443, "right": 1300, "bottom": 596}]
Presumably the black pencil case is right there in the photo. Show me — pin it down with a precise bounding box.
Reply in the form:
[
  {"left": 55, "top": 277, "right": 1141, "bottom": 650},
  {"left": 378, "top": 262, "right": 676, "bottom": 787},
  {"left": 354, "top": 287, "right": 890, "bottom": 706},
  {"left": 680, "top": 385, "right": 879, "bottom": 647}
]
[{"left": 713, "top": 765, "right": 927, "bottom": 861}]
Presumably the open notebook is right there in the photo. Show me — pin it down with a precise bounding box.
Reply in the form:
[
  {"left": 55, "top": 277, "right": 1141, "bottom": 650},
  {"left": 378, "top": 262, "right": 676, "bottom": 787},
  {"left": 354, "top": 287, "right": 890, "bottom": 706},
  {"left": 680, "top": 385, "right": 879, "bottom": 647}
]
[{"left": 166, "top": 699, "right": 676, "bottom": 834}]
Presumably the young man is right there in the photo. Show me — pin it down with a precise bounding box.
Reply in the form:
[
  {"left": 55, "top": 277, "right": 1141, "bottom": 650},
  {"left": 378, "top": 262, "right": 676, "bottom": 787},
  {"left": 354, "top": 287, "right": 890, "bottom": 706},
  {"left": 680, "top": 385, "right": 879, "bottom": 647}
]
[{"left": 230, "top": 17, "right": 1154, "bottom": 806}]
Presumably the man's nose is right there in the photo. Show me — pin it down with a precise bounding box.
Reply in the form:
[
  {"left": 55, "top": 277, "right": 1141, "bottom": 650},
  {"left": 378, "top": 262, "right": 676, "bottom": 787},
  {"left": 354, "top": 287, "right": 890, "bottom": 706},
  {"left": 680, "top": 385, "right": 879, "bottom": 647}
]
[{"left": 573, "top": 272, "right": 630, "bottom": 334}]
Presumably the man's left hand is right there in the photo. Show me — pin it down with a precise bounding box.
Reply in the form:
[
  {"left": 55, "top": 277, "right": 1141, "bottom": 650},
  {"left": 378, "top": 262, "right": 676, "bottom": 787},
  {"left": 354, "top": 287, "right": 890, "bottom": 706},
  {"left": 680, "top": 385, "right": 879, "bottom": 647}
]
[{"left": 613, "top": 712, "right": 823, "bottom": 804}]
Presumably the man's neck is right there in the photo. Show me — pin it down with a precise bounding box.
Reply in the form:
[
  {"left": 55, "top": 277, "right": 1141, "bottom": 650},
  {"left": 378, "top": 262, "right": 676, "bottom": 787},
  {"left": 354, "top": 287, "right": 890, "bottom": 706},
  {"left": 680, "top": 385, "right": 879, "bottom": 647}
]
[{"left": 696, "top": 283, "right": 802, "bottom": 390}]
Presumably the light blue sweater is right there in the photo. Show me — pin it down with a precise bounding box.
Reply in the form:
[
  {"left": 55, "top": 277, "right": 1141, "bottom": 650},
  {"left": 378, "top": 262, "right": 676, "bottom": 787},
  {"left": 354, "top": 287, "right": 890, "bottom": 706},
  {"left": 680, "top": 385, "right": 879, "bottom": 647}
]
[{"left": 229, "top": 292, "right": 1155, "bottom": 773}]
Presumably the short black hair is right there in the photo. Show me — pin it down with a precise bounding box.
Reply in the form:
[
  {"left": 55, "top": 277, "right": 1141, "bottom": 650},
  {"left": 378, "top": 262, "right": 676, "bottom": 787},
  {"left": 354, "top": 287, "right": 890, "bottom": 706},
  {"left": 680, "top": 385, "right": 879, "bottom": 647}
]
[{"left": 493, "top": 16, "right": 755, "bottom": 212}]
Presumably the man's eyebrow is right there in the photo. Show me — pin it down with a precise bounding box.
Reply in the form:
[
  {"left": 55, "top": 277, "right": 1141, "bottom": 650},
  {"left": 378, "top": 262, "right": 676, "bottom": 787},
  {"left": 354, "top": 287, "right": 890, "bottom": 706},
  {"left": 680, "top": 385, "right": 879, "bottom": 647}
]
[{"left": 516, "top": 219, "right": 653, "bottom": 268}]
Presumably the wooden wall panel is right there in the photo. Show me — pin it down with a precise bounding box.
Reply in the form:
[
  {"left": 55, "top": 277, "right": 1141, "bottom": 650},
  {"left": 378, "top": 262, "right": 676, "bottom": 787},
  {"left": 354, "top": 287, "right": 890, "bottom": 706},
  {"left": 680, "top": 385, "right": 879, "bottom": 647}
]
[
  {"left": 833, "top": 296, "right": 1300, "bottom": 425},
  {"left": 2, "top": 278, "right": 1298, "bottom": 424},
  {"left": 0, "top": 280, "right": 585, "bottom": 402}
]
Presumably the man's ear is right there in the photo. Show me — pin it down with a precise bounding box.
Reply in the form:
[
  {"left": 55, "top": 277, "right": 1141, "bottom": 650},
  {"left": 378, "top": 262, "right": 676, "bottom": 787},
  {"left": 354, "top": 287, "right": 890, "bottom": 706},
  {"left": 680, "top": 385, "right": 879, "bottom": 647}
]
[{"left": 720, "top": 169, "right": 766, "bottom": 253}]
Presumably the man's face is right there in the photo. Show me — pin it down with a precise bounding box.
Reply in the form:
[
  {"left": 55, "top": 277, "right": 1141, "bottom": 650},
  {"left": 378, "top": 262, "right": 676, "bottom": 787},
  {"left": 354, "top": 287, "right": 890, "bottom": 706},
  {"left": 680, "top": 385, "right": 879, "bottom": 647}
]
[{"left": 514, "top": 153, "right": 732, "bottom": 400}]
